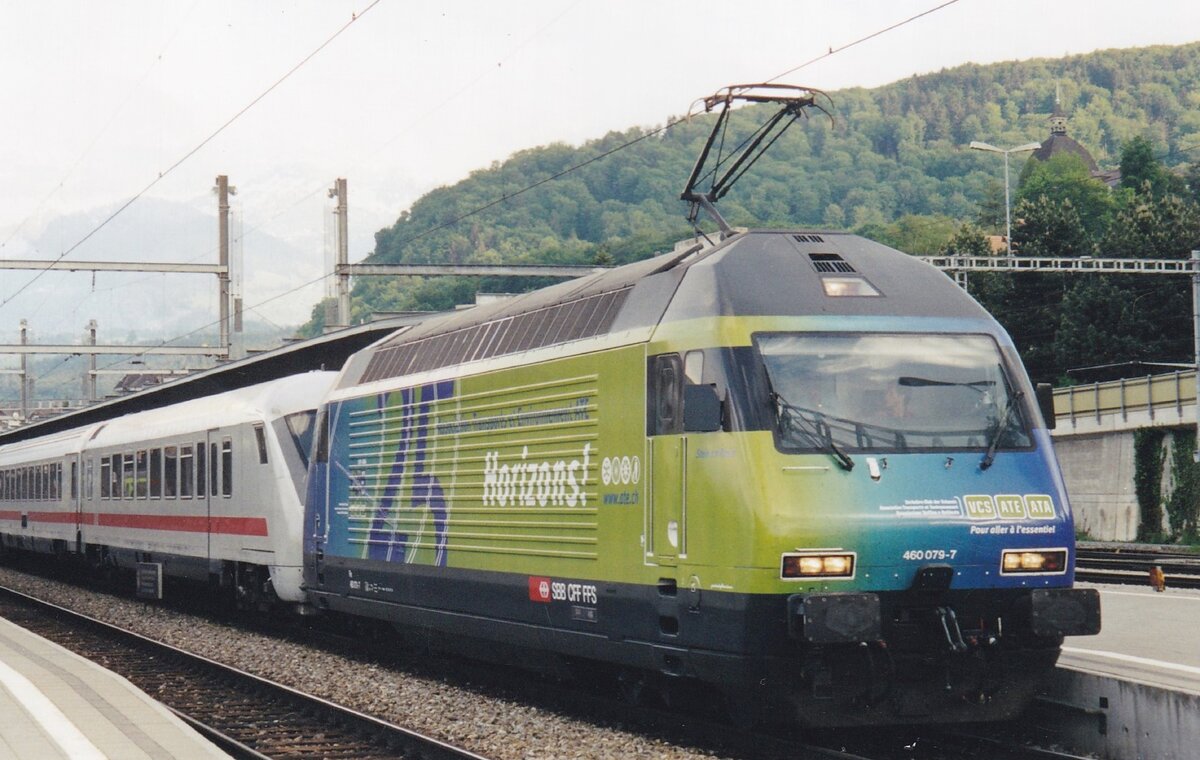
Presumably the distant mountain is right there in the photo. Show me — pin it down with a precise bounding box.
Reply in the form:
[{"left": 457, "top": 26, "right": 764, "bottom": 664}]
[{"left": 2, "top": 196, "right": 318, "bottom": 341}]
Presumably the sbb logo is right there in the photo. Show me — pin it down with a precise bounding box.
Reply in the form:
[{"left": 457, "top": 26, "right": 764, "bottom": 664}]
[{"left": 529, "top": 576, "right": 552, "bottom": 603}]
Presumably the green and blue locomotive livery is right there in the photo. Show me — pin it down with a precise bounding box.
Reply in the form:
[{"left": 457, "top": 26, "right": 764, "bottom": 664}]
[{"left": 303, "top": 229, "right": 1100, "bottom": 726}]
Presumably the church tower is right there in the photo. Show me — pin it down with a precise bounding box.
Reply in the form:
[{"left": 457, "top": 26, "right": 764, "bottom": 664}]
[{"left": 1030, "top": 84, "right": 1100, "bottom": 173}]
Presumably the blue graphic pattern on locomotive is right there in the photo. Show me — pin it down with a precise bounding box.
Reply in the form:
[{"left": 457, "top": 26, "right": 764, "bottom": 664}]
[{"left": 313, "top": 379, "right": 452, "bottom": 567}]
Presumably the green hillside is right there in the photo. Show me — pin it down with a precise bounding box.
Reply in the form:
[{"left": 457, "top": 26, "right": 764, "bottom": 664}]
[{"left": 305, "top": 43, "right": 1200, "bottom": 383}]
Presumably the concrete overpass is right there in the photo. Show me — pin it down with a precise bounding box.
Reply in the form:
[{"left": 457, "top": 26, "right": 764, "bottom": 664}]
[{"left": 1051, "top": 371, "right": 1197, "bottom": 541}]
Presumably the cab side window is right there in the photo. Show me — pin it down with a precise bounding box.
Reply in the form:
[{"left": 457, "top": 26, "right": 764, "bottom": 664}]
[{"left": 647, "top": 353, "right": 683, "bottom": 436}]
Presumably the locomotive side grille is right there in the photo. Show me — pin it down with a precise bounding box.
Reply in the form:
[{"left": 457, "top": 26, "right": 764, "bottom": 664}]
[
  {"left": 343, "top": 371, "right": 602, "bottom": 561},
  {"left": 360, "top": 287, "right": 631, "bottom": 384},
  {"left": 808, "top": 252, "right": 856, "bottom": 274}
]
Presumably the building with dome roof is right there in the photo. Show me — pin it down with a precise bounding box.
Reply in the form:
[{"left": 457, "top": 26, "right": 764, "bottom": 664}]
[{"left": 1027, "top": 89, "right": 1121, "bottom": 186}]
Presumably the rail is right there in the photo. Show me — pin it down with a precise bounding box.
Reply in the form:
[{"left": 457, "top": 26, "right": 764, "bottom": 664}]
[{"left": 1074, "top": 542, "right": 1200, "bottom": 588}]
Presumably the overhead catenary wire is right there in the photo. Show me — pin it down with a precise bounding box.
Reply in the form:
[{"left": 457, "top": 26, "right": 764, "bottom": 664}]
[
  {"left": 0, "top": 0, "right": 382, "bottom": 314},
  {"left": 765, "top": 0, "right": 963, "bottom": 84}
]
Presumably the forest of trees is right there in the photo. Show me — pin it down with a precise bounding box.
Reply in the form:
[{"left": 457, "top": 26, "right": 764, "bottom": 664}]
[{"left": 300, "top": 42, "right": 1200, "bottom": 385}]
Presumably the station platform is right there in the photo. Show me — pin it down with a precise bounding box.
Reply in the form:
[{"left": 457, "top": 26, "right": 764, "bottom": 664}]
[
  {"left": 1059, "top": 582, "right": 1200, "bottom": 694},
  {"left": 1036, "top": 582, "right": 1200, "bottom": 759},
  {"left": 0, "top": 614, "right": 227, "bottom": 759}
]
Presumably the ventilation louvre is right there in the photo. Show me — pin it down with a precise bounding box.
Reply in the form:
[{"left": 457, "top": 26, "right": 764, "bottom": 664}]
[
  {"left": 359, "top": 287, "right": 631, "bottom": 384},
  {"left": 793, "top": 233, "right": 826, "bottom": 244},
  {"left": 808, "top": 252, "right": 856, "bottom": 274}
]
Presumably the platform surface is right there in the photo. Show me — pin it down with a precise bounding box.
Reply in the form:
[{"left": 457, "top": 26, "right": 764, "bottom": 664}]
[
  {"left": 0, "top": 614, "right": 228, "bottom": 759},
  {"left": 1058, "top": 583, "right": 1200, "bottom": 695}
]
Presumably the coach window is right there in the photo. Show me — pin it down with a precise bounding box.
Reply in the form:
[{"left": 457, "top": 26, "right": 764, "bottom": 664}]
[
  {"left": 135, "top": 450, "right": 148, "bottom": 499},
  {"left": 210, "top": 442, "right": 219, "bottom": 497},
  {"left": 254, "top": 425, "right": 268, "bottom": 465},
  {"left": 111, "top": 456, "right": 122, "bottom": 499},
  {"left": 222, "top": 437, "right": 233, "bottom": 497},
  {"left": 149, "top": 448, "right": 162, "bottom": 499},
  {"left": 123, "top": 453, "right": 135, "bottom": 498},
  {"left": 85, "top": 460, "right": 94, "bottom": 500},
  {"left": 70, "top": 462, "right": 78, "bottom": 501},
  {"left": 100, "top": 457, "right": 111, "bottom": 499},
  {"left": 180, "top": 445, "right": 194, "bottom": 498},
  {"left": 164, "top": 446, "right": 178, "bottom": 498},
  {"left": 196, "top": 443, "right": 206, "bottom": 498}
]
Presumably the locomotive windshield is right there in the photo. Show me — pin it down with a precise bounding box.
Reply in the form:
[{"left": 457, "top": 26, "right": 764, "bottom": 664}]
[{"left": 757, "top": 333, "right": 1032, "bottom": 455}]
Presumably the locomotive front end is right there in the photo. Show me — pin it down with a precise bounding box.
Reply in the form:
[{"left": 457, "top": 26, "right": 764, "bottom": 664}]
[{"left": 749, "top": 327, "right": 1100, "bottom": 724}]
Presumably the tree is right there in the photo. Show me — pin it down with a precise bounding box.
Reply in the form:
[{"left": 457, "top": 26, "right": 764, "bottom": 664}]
[
  {"left": 1011, "top": 196, "right": 1095, "bottom": 258},
  {"left": 1118, "top": 136, "right": 1172, "bottom": 197},
  {"left": 974, "top": 181, "right": 1007, "bottom": 233},
  {"left": 1017, "top": 153, "right": 1113, "bottom": 238},
  {"left": 940, "top": 223, "right": 992, "bottom": 256},
  {"left": 872, "top": 214, "right": 958, "bottom": 255}
]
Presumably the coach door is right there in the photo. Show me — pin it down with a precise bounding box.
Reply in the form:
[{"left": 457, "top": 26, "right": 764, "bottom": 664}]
[
  {"left": 196, "top": 431, "right": 219, "bottom": 560},
  {"left": 648, "top": 355, "right": 685, "bottom": 566},
  {"left": 70, "top": 455, "right": 83, "bottom": 554}
]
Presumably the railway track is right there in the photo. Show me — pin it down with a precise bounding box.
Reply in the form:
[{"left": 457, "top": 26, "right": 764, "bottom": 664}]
[
  {"left": 1074, "top": 541, "right": 1200, "bottom": 588},
  {"left": 0, "top": 585, "right": 487, "bottom": 760}
]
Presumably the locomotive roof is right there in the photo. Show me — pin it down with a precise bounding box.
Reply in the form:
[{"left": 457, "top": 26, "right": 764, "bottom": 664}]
[{"left": 339, "top": 230, "right": 993, "bottom": 389}]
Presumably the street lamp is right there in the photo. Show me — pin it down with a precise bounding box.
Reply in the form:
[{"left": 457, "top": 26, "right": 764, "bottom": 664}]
[{"left": 969, "top": 140, "right": 1041, "bottom": 256}]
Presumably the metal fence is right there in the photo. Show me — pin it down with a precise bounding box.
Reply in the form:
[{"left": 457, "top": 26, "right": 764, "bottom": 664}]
[{"left": 1054, "top": 371, "right": 1196, "bottom": 427}]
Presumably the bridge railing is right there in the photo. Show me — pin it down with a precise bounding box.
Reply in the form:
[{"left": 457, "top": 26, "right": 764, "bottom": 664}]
[{"left": 1054, "top": 370, "right": 1196, "bottom": 428}]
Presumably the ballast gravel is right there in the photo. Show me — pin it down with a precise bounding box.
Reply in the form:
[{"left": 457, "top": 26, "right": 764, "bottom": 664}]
[{"left": 0, "top": 566, "right": 730, "bottom": 760}]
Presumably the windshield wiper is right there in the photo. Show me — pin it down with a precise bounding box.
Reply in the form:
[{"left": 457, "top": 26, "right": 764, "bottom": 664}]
[
  {"left": 771, "top": 392, "right": 854, "bottom": 471},
  {"left": 898, "top": 376, "right": 994, "bottom": 391},
  {"left": 980, "top": 389, "right": 1024, "bottom": 470}
]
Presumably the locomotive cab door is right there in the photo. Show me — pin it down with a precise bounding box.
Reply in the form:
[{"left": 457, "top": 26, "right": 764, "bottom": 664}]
[{"left": 648, "top": 355, "right": 686, "bottom": 566}]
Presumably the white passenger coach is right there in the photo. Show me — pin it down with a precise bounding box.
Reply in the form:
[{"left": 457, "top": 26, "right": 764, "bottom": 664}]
[{"left": 0, "top": 372, "right": 335, "bottom": 608}]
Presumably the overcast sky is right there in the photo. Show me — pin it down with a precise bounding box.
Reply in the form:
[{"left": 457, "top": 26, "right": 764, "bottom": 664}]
[{"left": 2, "top": 0, "right": 1199, "bottom": 331}]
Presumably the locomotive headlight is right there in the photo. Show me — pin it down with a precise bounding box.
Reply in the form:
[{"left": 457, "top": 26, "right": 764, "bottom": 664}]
[
  {"left": 1000, "top": 549, "right": 1067, "bottom": 575},
  {"left": 782, "top": 552, "right": 856, "bottom": 579}
]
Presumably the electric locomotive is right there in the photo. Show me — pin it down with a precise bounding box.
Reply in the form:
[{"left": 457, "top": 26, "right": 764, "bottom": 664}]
[{"left": 303, "top": 232, "right": 1100, "bottom": 726}]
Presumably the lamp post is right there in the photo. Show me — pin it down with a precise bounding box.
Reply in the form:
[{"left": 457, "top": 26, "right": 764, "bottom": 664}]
[{"left": 969, "top": 140, "right": 1041, "bottom": 256}]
